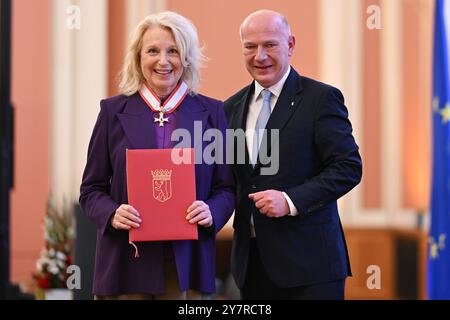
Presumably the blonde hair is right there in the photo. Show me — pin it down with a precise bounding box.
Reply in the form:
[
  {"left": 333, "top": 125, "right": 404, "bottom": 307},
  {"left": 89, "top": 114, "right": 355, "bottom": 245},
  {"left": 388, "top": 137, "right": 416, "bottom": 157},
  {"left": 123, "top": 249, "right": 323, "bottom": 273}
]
[{"left": 118, "top": 11, "right": 205, "bottom": 96}]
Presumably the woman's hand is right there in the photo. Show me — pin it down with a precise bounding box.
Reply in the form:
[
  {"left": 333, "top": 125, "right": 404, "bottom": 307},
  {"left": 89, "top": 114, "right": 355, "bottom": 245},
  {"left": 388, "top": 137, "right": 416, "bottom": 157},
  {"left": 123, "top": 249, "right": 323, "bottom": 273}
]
[
  {"left": 186, "top": 201, "right": 213, "bottom": 228},
  {"left": 111, "top": 204, "right": 141, "bottom": 230}
]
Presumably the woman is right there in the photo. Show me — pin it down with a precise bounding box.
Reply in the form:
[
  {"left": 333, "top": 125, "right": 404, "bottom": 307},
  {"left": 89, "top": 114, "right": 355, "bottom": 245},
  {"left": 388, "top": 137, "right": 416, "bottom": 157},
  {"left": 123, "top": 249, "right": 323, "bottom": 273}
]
[{"left": 79, "top": 11, "right": 234, "bottom": 299}]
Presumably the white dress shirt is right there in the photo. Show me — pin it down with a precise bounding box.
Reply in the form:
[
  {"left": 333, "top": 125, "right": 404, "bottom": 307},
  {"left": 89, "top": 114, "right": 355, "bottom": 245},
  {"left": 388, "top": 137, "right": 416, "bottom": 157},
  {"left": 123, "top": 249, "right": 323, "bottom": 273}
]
[{"left": 246, "top": 67, "right": 299, "bottom": 237}]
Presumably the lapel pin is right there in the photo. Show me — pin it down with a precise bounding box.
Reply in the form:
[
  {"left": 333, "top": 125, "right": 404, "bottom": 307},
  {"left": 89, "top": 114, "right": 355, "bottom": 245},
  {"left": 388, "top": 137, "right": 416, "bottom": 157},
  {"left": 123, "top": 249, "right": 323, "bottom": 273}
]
[{"left": 291, "top": 101, "right": 295, "bottom": 106}]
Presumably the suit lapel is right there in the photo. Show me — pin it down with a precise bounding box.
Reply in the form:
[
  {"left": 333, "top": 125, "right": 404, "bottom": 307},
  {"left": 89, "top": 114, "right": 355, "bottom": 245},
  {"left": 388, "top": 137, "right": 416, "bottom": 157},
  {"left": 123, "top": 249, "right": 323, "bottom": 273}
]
[
  {"left": 117, "top": 94, "right": 157, "bottom": 149},
  {"left": 231, "top": 86, "right": 252, "bottom": 131},
  {"left": 231, "top": 85, "right": 254, "bottom": 175},
  {"left": 265, "top": 68, "right": 304, "bottom": 133}
]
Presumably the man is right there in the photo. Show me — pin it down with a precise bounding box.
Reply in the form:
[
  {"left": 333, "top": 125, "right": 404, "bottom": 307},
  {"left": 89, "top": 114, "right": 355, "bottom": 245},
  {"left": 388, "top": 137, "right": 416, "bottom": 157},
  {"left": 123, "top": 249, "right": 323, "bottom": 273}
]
[{"left": 224, "top": 10, "right": 362, "bottom": 299}]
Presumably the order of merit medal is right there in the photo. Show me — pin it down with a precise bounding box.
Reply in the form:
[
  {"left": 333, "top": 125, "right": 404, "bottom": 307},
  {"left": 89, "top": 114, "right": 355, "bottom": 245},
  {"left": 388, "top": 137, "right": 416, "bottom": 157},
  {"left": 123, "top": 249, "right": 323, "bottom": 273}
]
[{"left": 138, "top": 81, "right": 189, "bottom": 127}]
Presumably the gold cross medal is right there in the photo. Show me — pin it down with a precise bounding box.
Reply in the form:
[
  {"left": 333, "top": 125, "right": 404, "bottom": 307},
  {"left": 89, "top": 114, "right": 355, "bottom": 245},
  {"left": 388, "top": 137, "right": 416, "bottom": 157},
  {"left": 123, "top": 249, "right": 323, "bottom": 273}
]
[
  {"left": 138, "top": 81, "right": 189, "bottom": 128},
  {"left": 154, "top": 112, "right": 169, "bottom": 127}
]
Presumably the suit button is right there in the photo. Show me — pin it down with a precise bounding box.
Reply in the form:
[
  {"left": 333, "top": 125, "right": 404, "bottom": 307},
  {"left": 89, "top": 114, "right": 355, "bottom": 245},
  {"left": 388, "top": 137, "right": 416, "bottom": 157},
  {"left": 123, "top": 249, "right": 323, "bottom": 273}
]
[{"left": 251, "top": 184, "right": 257, "bottom": 189}]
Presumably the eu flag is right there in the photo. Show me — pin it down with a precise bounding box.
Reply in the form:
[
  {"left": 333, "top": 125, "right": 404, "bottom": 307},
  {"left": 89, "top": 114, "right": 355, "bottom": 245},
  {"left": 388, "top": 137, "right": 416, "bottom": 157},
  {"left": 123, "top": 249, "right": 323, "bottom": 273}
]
[{"left": 428, "top": 0, "right": 450, "bottom": 300}]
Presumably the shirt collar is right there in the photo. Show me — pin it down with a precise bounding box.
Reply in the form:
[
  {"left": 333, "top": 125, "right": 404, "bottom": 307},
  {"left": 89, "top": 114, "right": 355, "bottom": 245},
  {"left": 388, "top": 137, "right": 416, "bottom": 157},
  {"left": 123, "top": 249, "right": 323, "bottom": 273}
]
[{"left": 253, "top": 66, "right": 291, "bottom": 103}]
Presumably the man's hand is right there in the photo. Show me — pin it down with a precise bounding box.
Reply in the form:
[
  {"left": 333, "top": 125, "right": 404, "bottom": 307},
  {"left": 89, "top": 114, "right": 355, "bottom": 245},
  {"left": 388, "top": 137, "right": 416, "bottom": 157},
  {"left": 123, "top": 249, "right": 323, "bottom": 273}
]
[
  {"left": 186, "top": 200, "right": 213, "bottom": 228},
  {"left": 248, "top": 190, "right": 290, "bottom": 218},
  {"left": 111, "top": 204, "right": 141, "bottom": 230}
]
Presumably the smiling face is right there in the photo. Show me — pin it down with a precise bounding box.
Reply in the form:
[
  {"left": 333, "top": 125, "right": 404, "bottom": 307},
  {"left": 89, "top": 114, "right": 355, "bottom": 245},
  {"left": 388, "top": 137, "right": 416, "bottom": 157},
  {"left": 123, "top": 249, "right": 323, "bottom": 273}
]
[
  {"left": 140, "top": 26, "right": 184, "bottom": 97},
  {"left": 241, "top": 11, "right": 295, "bottom": 88}
]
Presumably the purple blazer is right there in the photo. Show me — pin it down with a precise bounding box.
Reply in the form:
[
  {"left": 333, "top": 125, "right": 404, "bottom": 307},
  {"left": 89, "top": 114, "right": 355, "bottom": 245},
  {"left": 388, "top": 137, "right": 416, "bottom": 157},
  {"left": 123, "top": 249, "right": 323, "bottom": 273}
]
[{"left": 79, "top": 92, "right": 235, "bottom": 295}]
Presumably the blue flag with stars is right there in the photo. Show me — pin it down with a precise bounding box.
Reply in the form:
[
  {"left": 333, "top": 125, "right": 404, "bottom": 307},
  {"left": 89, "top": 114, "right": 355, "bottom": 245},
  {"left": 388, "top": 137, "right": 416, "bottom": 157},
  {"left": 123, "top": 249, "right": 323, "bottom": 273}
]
[{"left": 428, "top": 0, "right": 450, "bottom": 300}]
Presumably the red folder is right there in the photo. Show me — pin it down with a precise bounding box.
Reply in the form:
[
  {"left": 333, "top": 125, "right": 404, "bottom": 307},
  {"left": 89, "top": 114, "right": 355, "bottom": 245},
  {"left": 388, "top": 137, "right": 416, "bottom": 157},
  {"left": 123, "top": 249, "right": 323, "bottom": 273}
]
[{"left": 126, "top": 148, "right": 198, "bottom": 244}]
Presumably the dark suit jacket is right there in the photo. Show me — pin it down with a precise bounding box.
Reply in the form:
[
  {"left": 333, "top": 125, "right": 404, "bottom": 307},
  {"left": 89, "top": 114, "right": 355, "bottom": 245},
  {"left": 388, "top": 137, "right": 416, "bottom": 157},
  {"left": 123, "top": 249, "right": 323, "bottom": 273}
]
[
  {"left": 224, "top": 68, "right": 362, "bottom": 289},
  {"left": 79, "top": 93, "right": 234, "bottom": 295}
]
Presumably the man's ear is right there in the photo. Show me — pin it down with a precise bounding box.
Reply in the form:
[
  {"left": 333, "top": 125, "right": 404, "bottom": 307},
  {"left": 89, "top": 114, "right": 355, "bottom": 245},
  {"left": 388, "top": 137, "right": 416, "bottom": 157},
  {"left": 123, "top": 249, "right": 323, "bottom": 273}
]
[{"left": 288, "top": 35, "right": 296, "bottom": 57}]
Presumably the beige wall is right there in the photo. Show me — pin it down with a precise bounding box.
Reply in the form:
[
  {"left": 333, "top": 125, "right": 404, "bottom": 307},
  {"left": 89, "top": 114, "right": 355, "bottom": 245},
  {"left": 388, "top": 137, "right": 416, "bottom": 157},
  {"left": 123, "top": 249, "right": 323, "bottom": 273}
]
[
  {"left": 401, "top": 0, "right": 432, "bottom": 210},
  {"left": 108, "top": 0, "right": 126, "bottom": 96},
  {"left": 166, "top": 0, "right": 319, "bottom": 100},
  {"left": 11, "top": 0, "right": 52, "bottom": 282},
  {"left": 362, "top": 0, "right": 382, "bottom": 208}
]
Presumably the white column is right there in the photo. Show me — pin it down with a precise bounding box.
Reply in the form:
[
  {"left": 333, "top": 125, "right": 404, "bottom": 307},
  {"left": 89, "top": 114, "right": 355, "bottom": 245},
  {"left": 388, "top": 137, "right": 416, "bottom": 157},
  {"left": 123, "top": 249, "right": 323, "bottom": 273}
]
[
  {"left": 319, "top": 0, "right": 344, "bottom": 88},
  {"left": 73, "top": 0, "right": 108, "bottom": 198},
  {"left": 51, "top": 0, "right": 76, "bottom": 207},
  {"left": 340, "top": 0, "right": 364, "bottom": 227},
  {"left": 51, "top": 0, "right": 108, "bottom": 206},
  {"left": 126, "top": 0, "right": 166, "bottom": 40},
  {"left": 319, "top": 0, "right": 365, "bottom": 226}
]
